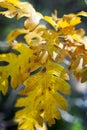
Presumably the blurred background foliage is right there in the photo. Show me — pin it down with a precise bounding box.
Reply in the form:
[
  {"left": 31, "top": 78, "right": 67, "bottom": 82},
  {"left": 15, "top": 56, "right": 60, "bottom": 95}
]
[{"left": 0, "top": 0, "right": 87, "bottom": 130}]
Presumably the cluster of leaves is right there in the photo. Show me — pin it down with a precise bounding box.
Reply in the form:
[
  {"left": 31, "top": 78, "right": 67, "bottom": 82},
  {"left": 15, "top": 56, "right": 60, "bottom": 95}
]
[{"left": 0, "top": 0, "right": 87, "bottom": 130}]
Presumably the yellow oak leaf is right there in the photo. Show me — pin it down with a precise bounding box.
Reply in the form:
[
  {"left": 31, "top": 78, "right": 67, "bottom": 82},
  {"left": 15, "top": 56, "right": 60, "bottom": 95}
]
[
  {"left": 24, "top": 25, "right": 62, "bottom": 64},
  {"left": 7, "top": 29, "right": 29, "bottom": 46},
  {"left": 43, "top": 11, "right": 87, "bottom": 31},
  {"left": 0, "top": 42, "right": 46, "bottom": 94},
  {"left": 15, "top": 61, "right": 70, "bottom": 129},
  {"left": 0, "top": 0, "right": 43, "bottom": 30},
  {"left": 44, "top": 16, "right": 56, "bottom": 29},
  {"left": 0, "top": 43, "right": 33, "bottom": 92},
  {"left": 77, "top": 11, "right": 87, "bottom": 17},
  {"left": 15, "top": 110, "right": 43, "bottom": 130},
  {"left": 57, "top": 14, "right": 81, "bottom": 29}
]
